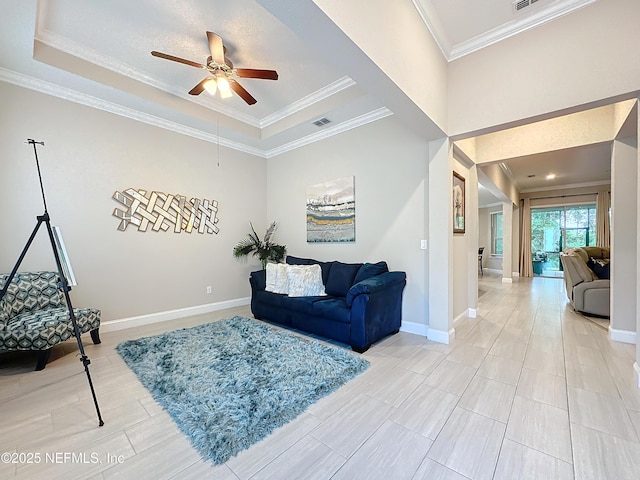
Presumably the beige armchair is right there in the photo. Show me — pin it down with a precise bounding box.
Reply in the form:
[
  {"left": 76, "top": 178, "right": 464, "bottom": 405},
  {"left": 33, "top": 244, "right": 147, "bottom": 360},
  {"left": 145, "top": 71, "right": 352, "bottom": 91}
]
[{"left": 560, "top": 247, "right": 610, "bottom": 317}]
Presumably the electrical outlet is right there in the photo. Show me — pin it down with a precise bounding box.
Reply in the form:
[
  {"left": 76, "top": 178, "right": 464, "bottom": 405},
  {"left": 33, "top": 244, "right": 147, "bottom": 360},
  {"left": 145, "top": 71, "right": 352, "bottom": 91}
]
[
  {"left": 206, "top": 286, "right": 212, "bottom": 294},
  {"left": 420, "top": 239, "right": 428, "bottom": 250}
]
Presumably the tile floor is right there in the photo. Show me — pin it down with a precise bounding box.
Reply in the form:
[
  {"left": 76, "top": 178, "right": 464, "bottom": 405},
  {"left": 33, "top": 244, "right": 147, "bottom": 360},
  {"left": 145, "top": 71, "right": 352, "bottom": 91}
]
[{"left": 1, "top": 272, "right": 639, "bottom": 479}]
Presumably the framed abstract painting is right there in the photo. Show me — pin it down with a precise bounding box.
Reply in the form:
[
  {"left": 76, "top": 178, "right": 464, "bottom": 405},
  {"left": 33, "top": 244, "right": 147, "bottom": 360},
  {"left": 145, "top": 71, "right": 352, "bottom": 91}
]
[
  {"left": 306, "top": 176, "right": 355, "bottom": 243},
  {"left": 453, "top": 172, "right": 465, "bottom": 234}
]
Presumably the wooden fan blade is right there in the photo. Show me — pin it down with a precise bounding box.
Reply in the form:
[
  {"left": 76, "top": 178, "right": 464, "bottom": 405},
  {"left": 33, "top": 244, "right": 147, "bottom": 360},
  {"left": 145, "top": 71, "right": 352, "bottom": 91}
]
[
  {"left": 151, "top": 51, "right": 205, "bottom": 69},
  {"left": 236, "top": 68, "right": 279, "bottom": 80},
  {"left": 188, "top": 78, "right": 209, "bottom": 96},
  {"left": 206, "top": 31, "right": 225, "bottom": 65},
  {"left": 230, "top": 81, "right": 257, "bottom": 105}
]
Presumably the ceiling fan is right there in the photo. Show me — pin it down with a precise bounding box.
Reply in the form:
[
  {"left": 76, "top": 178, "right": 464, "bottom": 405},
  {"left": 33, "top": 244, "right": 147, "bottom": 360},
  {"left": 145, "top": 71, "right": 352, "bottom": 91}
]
[{"left": 151, "top": 31, "right": 278, "bottom": 105}]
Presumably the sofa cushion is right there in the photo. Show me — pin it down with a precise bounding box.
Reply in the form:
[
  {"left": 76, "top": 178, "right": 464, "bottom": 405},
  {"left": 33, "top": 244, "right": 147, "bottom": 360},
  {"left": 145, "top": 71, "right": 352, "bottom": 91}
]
[
  {"left": 588, "top": 258, "right": 610, "bottom": 279},
  {"left": 312, "top": 298, "right": 351, "bottom": 323},
  {"left": 254, "top": 290, "right": 285, "bottom": 308},
  {"left": 286, "top": 264, "right": 326, "bottom": 297},
  {"left": 0, "top": 271, "right": 64, "bottom": 320},
  {"left": 566, "top": 248, "right": 589, "bottom": 263},
  {"left": 251, "top": 269, "right": 267, "bottom": 291},
  {"left": 353, "top": 261, "right": 388, "bottom": 285},
  {"left": 567, "top": 253, "right": 598, "bottom": 282},
  {"left": 582, "top": 246, "right": 609, "bottom": 260},
  {"left": 281, "top": 296, "right": 324, "bottom": 315},
  {"left": 0, "top": 307, "right": 100, "bottom": 351},
  {"left": 286, "top": 256, "right": 333, "bottom": 284},
  {"left": 325, "top": 262, "right": 362, "bottom": 297}
]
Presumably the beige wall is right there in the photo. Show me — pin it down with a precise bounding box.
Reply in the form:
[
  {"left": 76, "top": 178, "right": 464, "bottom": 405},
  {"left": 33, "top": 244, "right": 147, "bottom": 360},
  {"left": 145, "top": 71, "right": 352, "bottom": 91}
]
[
  {"left": 313, "top": 0, "right": 448, "bottom": 132},
  {"left": 267, "top": 115, "right": 429, "bottom": 327},
  {"left": 452, "top": 158, "right": 470, "bottom": 320},
  {"left": 0, "top": 83, "right": 267, "bottom": 322},
  {"left": 448, "top": 0, "right": 640, "bottom": 136},
  {"left": 611, "top": 137, "right": 638, "bottom": 334}
]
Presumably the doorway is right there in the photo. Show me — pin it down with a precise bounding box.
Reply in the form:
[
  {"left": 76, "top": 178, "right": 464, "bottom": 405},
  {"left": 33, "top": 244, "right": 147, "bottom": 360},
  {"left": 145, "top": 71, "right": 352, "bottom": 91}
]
[{"left": 530, "top": 205, "right": 597, "bottom": 276}]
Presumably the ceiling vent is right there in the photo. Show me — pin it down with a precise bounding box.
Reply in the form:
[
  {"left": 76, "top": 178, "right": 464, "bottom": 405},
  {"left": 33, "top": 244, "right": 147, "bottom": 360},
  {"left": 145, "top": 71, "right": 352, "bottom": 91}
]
[
  {"left": 312, "top": 117, "right": 331, "bottom": 127},
  {"left": 513, "top": 0, "right": 540, "bottom": 12}
]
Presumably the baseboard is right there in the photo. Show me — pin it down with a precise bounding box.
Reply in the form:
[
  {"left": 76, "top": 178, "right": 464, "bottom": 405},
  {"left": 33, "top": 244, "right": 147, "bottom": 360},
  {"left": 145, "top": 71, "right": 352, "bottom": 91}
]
[
  {"left": 609, "top": 327, "right": 637, "bottom": 345},
  {"left": 427, "top": 327, "right": 455, "bottom": 344},
  {"left": 634, "top": 362, "right": 640, "bottom": 388},
  {"left": 512, "top": 272, "right": 520, "bottom": 277},
  {"left": 100, "top": 297, "right": 251, "bottom": 333},
  {"left": 400, "top": 320, "right": 429, "bottom": 337},
  {"left": 453, "top": 310, "right": 469, "bottom": 324}
]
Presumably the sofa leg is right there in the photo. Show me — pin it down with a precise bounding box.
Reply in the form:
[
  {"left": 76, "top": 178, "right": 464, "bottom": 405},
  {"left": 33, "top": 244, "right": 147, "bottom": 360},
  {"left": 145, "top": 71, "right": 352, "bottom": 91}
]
[
  {"left": 35, "top": 349, "right": 52, "bottom": 371},
  {"left": 351, "top": 344, "right": 370, "bottom": 354},
  {"left": 90, "top": 329, "right": 101, "bottom": 345}
]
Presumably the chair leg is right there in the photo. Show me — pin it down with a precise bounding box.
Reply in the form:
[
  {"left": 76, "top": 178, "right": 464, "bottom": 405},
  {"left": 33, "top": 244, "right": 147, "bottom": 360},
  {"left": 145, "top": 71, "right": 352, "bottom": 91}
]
[
  {"left": 35, "top": 349, "right": 52, "bottom": 371},
  {"left": 90, "top": 329, "right": 101, "bottom": 345}
]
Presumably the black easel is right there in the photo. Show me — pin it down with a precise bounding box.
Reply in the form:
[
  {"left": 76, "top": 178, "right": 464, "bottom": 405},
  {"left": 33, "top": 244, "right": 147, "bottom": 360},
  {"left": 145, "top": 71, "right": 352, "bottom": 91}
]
[{"left": 0, "top": 139, "right": 104, "bottom": 427}]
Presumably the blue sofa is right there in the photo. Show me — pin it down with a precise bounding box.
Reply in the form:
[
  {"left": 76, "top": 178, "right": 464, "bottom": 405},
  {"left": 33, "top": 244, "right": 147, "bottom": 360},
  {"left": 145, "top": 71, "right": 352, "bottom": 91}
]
[{"left": 249, "top": 256, "right": 406, "bottom": 352}]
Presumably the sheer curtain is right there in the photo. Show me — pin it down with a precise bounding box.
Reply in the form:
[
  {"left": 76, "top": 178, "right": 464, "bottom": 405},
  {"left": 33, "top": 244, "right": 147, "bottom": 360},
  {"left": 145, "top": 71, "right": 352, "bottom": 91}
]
[
  {"left": 596, "top": 189, "right": 610, "bottom": 248},
  {"left": 520, "top": 198, "right": 533, "bottom": 277}
]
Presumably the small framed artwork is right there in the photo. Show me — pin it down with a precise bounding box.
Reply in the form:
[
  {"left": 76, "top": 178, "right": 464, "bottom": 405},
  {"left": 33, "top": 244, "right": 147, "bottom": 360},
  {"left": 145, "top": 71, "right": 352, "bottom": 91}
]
[
  {"left": 453, "top": 171, "right": 465, "bottom": 234},
  {"left": 52, "top": 226, "right": 77, "bottom": 286}
]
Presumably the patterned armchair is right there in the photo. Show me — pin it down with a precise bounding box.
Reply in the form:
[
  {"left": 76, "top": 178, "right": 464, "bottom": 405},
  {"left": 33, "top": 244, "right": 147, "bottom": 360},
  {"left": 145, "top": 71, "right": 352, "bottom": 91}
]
[{"left": 0, "top": 271, "right": 101, "bottom": 370}]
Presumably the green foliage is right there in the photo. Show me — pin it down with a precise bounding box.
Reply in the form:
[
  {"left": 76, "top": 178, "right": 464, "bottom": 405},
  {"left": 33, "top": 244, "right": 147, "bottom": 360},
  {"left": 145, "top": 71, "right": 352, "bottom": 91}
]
[
  {"left": 233, "top": 222, "right": 286, "bottom": 269},
  {"left": 530, "top": 205, "right": 597, "bottom": 271}
]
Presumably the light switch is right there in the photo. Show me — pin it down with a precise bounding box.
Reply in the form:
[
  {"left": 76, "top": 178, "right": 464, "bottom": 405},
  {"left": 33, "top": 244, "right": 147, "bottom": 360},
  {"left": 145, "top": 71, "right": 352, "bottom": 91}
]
[{"left": 420, "top": 240, "right": 428, "bottom": 250}]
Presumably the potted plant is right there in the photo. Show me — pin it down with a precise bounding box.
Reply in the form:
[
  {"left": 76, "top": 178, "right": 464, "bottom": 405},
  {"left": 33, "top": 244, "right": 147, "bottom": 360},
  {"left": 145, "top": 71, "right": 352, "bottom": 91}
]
[{"left": 233, "top": 221, "right": 286, "bottom": 269}]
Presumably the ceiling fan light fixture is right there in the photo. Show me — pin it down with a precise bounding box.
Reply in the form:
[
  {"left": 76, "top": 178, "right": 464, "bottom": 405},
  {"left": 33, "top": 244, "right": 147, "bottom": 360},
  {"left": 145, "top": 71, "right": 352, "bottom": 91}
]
[
  {"left": 152, "top": 31, "right": 277, "bottom": 105},
  {"left": 203, "top": 78, "right": 217, "bottom": 95},
  {"left": 216, "top": 76, "right": 232, "bottom": 98}
]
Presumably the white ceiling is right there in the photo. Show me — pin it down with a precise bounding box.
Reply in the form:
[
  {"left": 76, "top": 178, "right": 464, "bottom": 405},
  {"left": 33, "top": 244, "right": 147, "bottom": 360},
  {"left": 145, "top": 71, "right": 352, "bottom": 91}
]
[
  {"left": 502, "top": 142, "right": 612, "bottom": 191},
  {"left": 1, "top": 0, "right": 611, "bottom": 194}
]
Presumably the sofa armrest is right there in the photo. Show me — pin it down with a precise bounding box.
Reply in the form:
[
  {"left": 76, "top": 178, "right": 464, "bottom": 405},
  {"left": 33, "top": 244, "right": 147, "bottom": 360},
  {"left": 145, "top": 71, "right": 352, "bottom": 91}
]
[
  {"left": 573, "top": 279, "right": 610, "bottom": 316},
  {"left": 346, "top": 271, "right": 406, "bottom": 307},
  {"left": 249, "top": 270, "right": 266, "bottom": 292},
  {"left": 348, "top": 272, "right": 406, "bottom": 350}
]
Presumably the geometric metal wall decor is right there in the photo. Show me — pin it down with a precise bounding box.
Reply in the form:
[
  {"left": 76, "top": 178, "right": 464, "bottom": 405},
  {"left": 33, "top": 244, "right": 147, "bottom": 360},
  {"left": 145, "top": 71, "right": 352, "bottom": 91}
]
[{"left": 112, "top": 188, "right": 220, "bottom": 234}]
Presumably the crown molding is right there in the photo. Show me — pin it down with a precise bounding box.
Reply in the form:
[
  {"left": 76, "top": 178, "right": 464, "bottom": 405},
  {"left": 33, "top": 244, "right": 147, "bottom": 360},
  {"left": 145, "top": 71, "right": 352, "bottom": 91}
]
[
  {"left": 520, "top": 179, "right": 610, "bottom": 194},
  {"left": 410, "top": 0, "right": 451, "bottom": 63},
  {"left": 1, "top": 68, "right": 392, "bottom": 160},
  {"left": 264, "top": 107, "right": 393, "bottom": 158},
  {"left": 260, "top": 77, "right": 356, "bottom": 128},
  {"left": 34, "top": 3, "right": 361, "bottom": 132},
  {"left": 498, "top": 161, "right": 522, "bottom": 191},
  {"left": 449, "top": 0, "right": 597, "bottom": 61},
  {"left": 0, "top": 68, "right": 266, "bottom": 158},
  {"left": 413, "top": 0, "right": 597, "bottom": 62}
]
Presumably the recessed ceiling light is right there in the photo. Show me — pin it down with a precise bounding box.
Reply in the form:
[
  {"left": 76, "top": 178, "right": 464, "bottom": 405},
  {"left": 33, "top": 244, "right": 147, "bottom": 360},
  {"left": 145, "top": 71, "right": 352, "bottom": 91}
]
[{"left": 546, "top": 174, "right": 556, "bottom": 180}]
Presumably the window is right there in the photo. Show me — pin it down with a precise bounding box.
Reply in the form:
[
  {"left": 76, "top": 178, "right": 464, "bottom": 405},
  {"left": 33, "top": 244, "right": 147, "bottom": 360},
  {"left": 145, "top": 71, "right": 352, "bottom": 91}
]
[
  {"left": 491, "top": 212, "right": 503, "bottom": 255},
  {"left": 530, "top": 204, "right": 596, "bottom": 272}
]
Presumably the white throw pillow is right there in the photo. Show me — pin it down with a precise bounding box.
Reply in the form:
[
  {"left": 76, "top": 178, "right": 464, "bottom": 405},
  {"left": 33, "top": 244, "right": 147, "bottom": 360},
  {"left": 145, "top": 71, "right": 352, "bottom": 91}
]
[
  {"left": 273, "top": 263, "right": 289, "bottom": 294},
  {"left": 286, "top": 264, "right": 327, "bottom": 297},
  {"left": 265, "top": 263, "right": 278, "bottom": 292}
]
